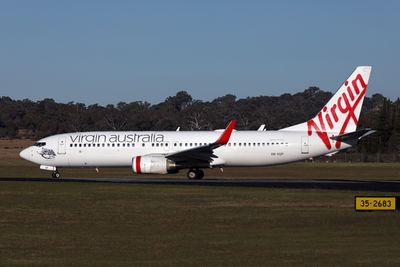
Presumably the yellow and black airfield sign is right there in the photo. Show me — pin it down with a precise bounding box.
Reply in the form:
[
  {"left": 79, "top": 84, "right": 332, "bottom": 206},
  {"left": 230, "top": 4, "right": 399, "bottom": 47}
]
[{"left": 355, "top": 196, "right": 398, "bottom": 211}]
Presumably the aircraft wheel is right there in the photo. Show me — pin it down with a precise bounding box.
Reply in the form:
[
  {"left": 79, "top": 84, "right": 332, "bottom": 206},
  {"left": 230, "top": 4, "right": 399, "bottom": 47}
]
[
  {"left": 187, "top": 169, "right": 204, "bottom": 180},
  {"left": 187, "top": 169, "right": 197, "bottom": 179},
  {"left": 52, "top": 171, "right": 60, "bottom": 179},
  {"left": 196, "top": 169, "right": 204, "bottom": 179}
]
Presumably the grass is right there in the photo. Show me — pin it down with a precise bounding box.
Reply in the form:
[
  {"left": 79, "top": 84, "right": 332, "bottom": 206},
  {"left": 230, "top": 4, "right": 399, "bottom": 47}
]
[
  {"left": 0, "top": 182, "right": 400, "bottom": 266},
  {"left": 1, "top": 141, "right": 400, "bottom": 266}
]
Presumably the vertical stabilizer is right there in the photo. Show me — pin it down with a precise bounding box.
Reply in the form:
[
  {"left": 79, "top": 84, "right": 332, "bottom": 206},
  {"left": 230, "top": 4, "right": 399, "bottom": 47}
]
[{"left": 281, "top": 66, "right": 372, "bottom": 149}]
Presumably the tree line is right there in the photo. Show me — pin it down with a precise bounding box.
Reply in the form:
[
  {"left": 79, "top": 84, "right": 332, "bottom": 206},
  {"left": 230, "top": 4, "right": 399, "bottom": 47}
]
[{"left": 1, "top": 88, "right": 399, "bottom": 162}]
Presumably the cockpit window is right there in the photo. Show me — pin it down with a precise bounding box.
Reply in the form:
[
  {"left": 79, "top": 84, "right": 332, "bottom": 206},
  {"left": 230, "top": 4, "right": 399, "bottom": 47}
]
[{"left": 34, "top": 142, "right": 46, "bottom": 147}]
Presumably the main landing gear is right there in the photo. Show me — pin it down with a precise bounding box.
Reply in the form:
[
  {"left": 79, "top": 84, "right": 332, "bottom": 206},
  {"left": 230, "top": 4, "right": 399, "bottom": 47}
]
[
  {"left": 51, "top": 170, "right": 61, "bottom": 179},
  {"left": 187, "top": 169, "right": 204, "bottom": 180}
]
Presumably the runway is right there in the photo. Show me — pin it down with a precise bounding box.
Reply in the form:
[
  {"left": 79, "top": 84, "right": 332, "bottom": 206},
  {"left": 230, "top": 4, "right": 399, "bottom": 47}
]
[{"left": 0, "top": 177, "right": 400, "bottom": 192}]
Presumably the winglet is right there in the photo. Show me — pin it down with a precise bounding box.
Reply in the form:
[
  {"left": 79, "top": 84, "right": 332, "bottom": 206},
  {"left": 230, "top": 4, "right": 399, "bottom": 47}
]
[
  {"left": 215, "top": 119, "right": 236, "bottom": 145},
  {"left": 257, "top": 124, "right": 266, "bottom": 131}
]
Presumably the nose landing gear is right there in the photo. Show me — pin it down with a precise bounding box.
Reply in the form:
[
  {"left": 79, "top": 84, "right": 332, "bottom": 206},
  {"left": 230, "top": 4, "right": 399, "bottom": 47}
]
[{"left": 187, "top": 169, "right": 204, "bottom": 180}]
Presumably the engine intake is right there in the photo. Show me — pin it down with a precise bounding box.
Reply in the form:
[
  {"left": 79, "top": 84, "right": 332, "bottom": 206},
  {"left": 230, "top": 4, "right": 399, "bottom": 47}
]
[{"left": 132, "top": 154, "right": 177, "bottom": 174}]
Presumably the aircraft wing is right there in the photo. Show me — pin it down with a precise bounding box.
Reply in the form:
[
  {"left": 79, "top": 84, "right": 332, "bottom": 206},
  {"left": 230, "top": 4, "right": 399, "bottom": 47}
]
[
  {"left": 330, "top": 128, "right": 376, "bottom": 143},
  {"left": 166, "top": 119, "right": 236, "bottom": 163}
]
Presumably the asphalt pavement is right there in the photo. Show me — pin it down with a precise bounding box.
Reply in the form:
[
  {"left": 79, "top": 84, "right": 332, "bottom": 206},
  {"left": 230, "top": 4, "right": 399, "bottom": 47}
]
[{"left": 1, "top": 177, "right": 400, "bottom": 192}]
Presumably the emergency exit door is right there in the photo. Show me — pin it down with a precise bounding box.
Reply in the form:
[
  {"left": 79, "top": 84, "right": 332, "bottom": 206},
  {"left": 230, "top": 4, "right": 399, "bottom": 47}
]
[{"left": 301, "top": 136, "right": 309, "bottom": 154}]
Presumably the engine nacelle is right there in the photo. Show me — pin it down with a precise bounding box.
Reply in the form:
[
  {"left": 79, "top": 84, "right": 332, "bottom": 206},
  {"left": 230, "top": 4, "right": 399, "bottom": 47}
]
[{"left": 132, "top": 154, "right": 177, "bottom": 174}]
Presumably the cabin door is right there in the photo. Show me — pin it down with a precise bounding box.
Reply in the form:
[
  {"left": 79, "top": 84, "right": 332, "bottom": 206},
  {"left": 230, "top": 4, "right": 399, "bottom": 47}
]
[
  {"left": 58, "top": 137, "right": 66, "bottom": 154},
  {"left": 301, "top": 136, "right": 309, "bottom": 154}
]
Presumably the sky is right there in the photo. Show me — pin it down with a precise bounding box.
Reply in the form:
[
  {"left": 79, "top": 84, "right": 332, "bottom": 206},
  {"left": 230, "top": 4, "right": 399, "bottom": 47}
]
[{"left": 0, "top": 0, "right": 399, "bottom": 105}]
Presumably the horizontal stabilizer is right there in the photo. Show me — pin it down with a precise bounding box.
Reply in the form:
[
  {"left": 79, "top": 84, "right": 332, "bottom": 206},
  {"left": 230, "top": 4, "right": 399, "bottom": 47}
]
[
  {"left": 330, "top": 128, "right": 376, "bottom": 143},
  {"left": 324, "top": 151, "right": 339, "bottom": 157}
]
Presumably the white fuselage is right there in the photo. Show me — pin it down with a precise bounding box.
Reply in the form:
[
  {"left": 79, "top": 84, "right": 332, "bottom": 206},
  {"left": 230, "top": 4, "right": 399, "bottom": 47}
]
[
  {"left": 20, "top": 130, "right": 346, "bottom": 169},
  {"left": 18, "top": 66, "right": 372, "bottom": 178}
]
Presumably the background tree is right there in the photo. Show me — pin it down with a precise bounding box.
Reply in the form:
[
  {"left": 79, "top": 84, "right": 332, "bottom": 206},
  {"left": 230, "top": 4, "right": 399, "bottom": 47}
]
[{"left": 0, "top": 88, "right": 398, "bottom": 162}]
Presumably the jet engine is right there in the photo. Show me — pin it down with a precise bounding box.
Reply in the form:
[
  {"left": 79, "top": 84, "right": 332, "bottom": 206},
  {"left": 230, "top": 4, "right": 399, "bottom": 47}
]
[{"left": 132, "top": 154, "right": 178, "bottom": 174}]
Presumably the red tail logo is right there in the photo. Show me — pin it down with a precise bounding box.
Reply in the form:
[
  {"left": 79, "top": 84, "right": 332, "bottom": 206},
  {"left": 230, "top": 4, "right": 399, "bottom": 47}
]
[{"left": 307, "top": 74, "right": 367, "bottom": 149}]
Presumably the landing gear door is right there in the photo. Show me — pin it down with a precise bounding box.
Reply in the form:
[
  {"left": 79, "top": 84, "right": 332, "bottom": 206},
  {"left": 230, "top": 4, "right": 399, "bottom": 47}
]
[
  {"left": 301, "top": 136, "right": 309, "bottom": 154},
  {"left": 58, "top": 137, "right": 66, "bottom": 154}
]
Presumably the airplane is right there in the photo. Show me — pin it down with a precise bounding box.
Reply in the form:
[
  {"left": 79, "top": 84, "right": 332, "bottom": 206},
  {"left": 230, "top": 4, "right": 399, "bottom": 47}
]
[{"left": 20, "top": 66, "right": 374, "bottom": 179}]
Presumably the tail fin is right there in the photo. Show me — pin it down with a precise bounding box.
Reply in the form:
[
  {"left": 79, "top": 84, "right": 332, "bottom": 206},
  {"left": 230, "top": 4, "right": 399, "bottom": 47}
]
[{"left": 281, "top": 66, "right": 372, "bottom": 149}]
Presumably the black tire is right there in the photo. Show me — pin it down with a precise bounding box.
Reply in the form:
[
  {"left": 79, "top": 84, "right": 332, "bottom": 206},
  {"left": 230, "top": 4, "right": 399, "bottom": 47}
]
[
  {"left": 196, "top": 169, "right": 204, "bottom": 179},
  {"left": 187, "top": 170, "right": 197, "bottom": 179},
  {"left": 52, "top": 171, "right": 60, "bottom": 179}
]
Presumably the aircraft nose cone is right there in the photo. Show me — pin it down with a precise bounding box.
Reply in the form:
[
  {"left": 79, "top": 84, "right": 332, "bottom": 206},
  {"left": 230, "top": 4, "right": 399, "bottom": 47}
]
[{"left": 19, "top": 148, "right": 30, "bottom": 160}]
